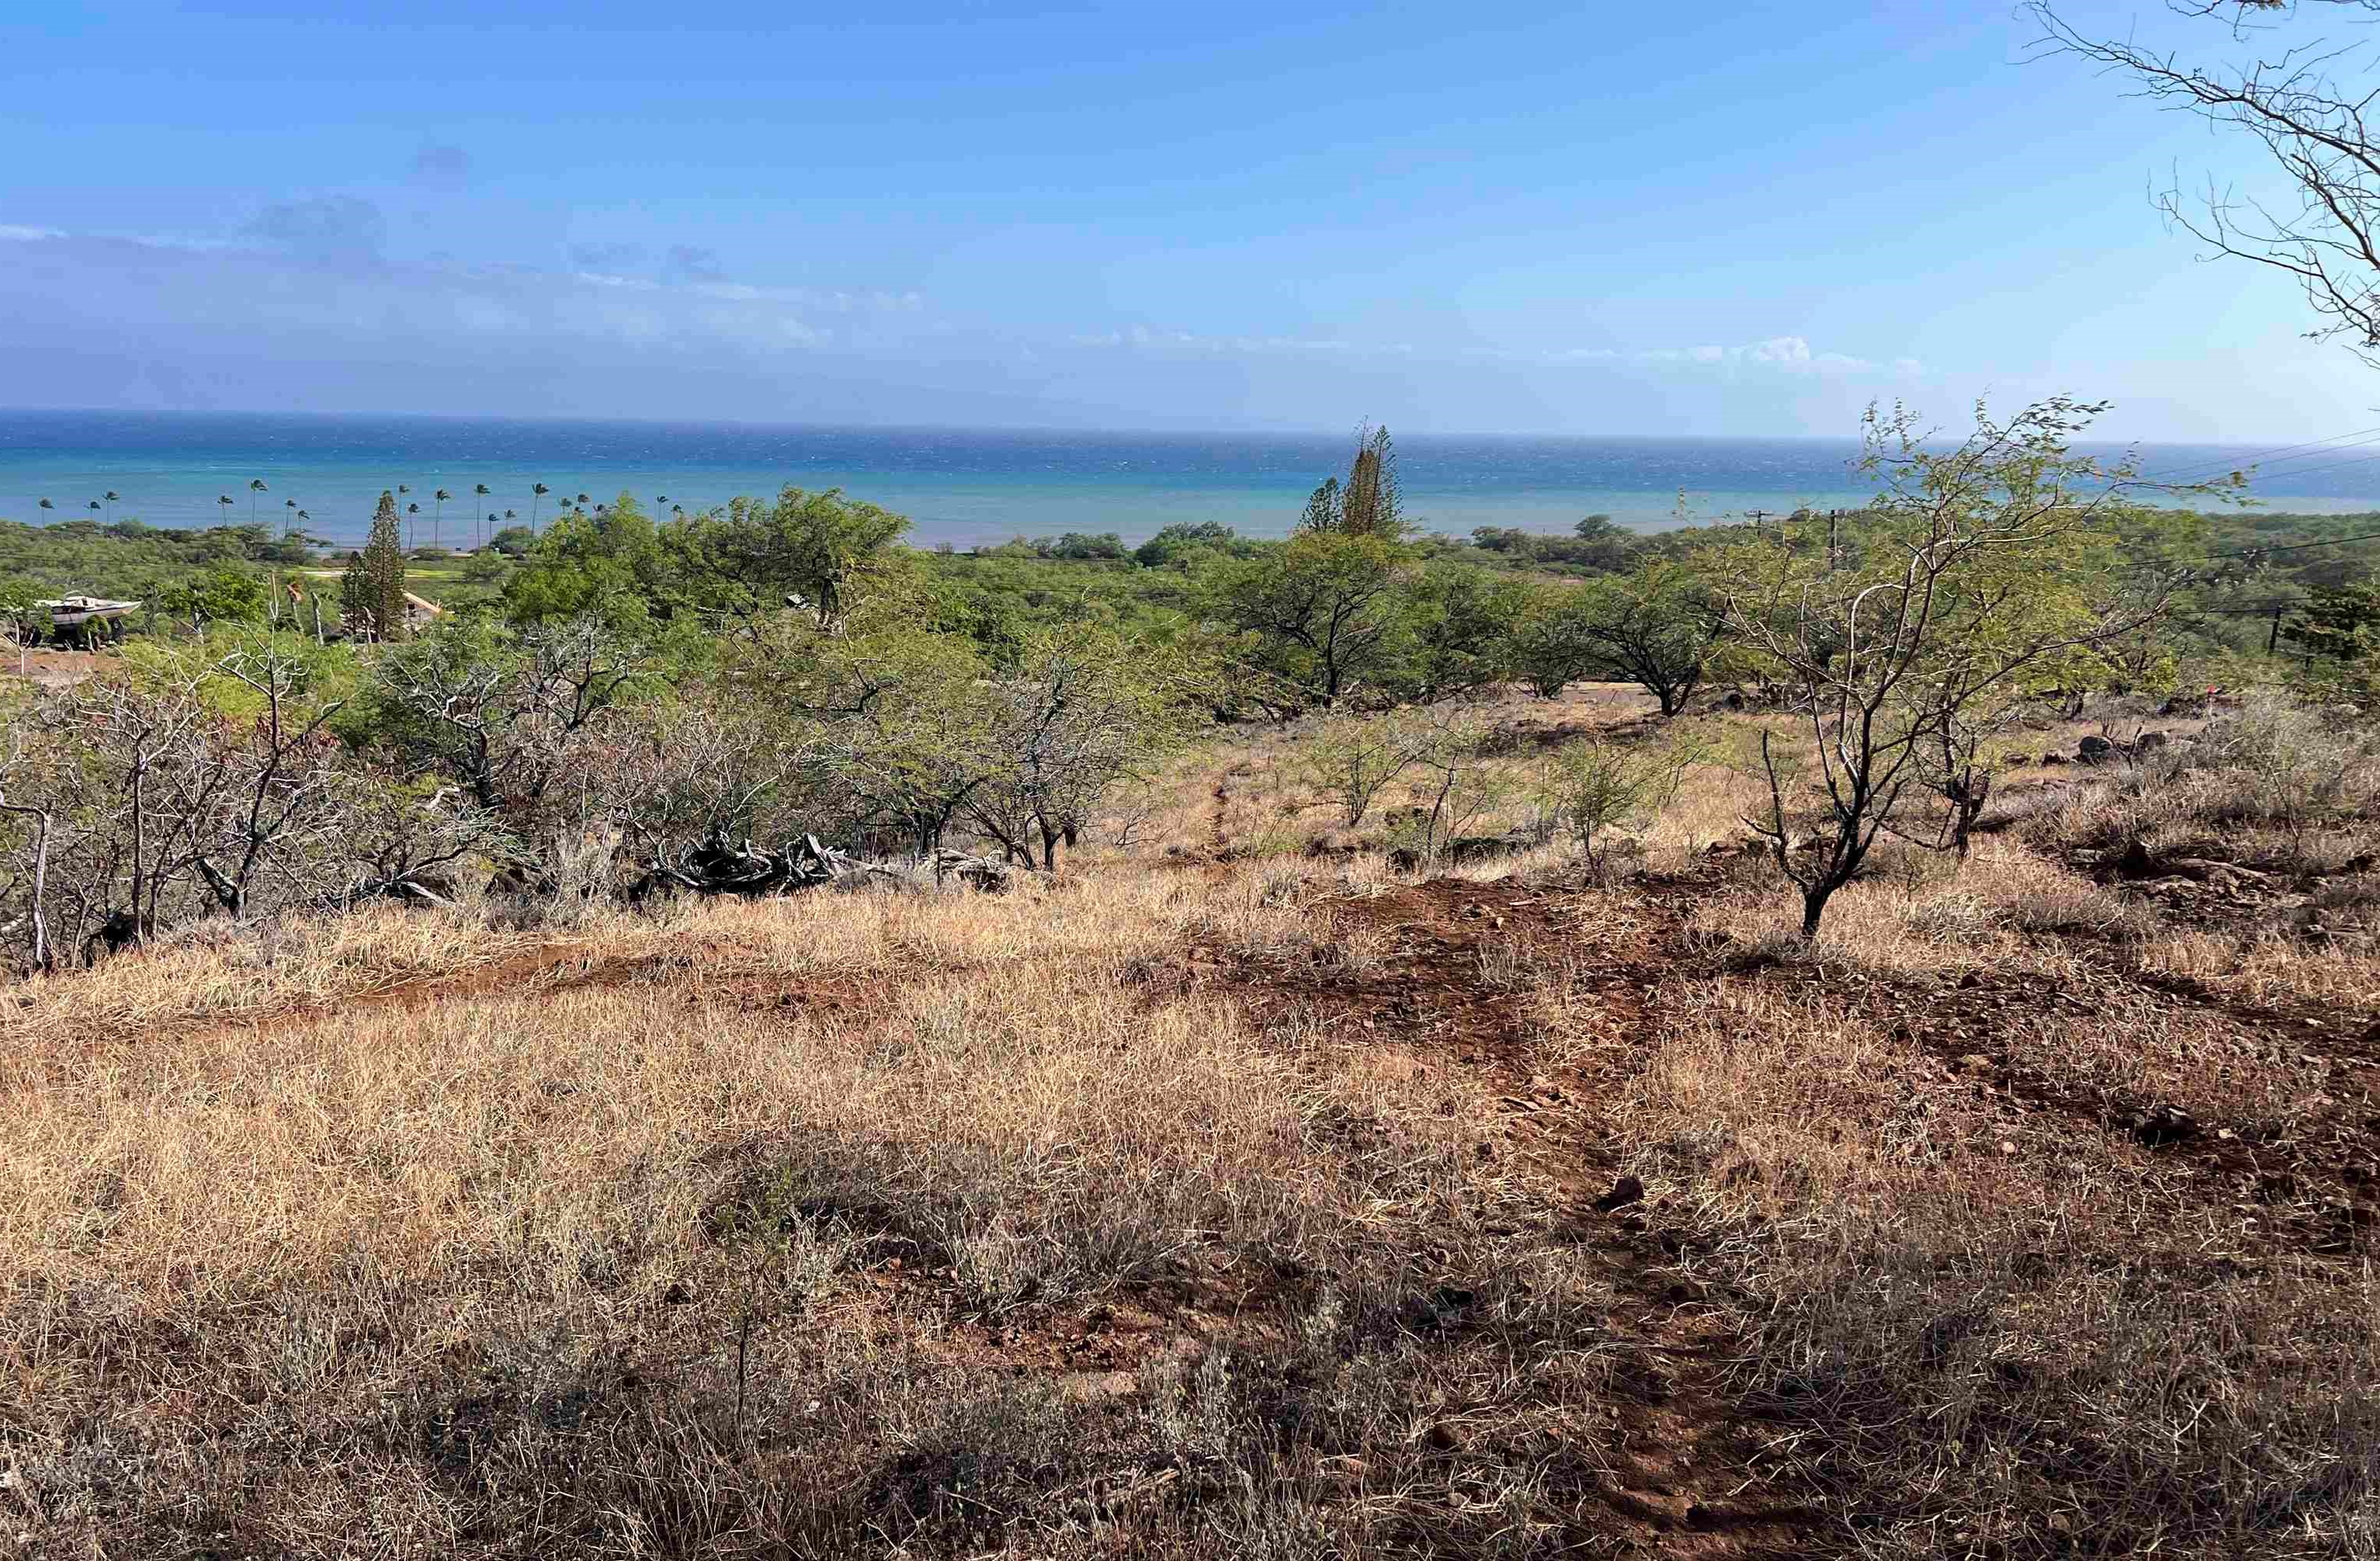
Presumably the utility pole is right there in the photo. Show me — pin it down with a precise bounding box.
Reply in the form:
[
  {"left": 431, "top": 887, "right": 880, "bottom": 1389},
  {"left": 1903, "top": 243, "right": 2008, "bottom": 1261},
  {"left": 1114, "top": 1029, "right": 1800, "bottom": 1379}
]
[
  {"left": 1827, "top": 509, "right": 1842, "bottom": 574},
  {"left": 1747, "top": 508, "right": 1771, "bottom": 535},
  {"left": 2269, "top": 603, "right": 2285, "bottom": 655}
]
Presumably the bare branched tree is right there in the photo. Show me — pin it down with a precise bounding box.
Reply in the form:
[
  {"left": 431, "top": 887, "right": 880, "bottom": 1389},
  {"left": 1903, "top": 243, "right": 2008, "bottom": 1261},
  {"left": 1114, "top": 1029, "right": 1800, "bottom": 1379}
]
[
  {"left": 2033, "top": 0, "right": 2380, "bottom": 356},
  {"left": 371, "top": 617, "right": 648, "bottom": 820},
  {"left": 959, "top": 627, "right": 1198, "bottom": 871},
  {"left": 0, "top": 731, "right": 55, "bottom": 972}
]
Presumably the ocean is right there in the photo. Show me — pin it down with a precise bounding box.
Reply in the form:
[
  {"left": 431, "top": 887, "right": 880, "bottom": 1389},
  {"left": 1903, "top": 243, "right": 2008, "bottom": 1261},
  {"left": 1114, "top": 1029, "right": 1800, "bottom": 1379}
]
[{"left": 4, "top": 408, "right": 2378, "bottom": 550}]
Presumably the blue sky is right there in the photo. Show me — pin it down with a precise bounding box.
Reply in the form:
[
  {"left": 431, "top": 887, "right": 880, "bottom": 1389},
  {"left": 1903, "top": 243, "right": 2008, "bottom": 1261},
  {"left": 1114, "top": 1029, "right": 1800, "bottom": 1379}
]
[{"left": 2, "top": 1, "right": 2370, "bottom": 439}]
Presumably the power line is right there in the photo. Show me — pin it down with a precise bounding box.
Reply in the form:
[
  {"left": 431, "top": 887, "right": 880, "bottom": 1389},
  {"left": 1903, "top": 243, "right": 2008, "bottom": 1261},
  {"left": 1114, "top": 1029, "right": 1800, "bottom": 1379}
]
[
  {"left": 2181, "top": 526, "right": 2380, "bottom": 563},
  {"left": 2097, "top": 524, "right": 2380, "bottom": 573},
  {"left": 2132, "top": 423, "right": 2380, "bottom": 486}
]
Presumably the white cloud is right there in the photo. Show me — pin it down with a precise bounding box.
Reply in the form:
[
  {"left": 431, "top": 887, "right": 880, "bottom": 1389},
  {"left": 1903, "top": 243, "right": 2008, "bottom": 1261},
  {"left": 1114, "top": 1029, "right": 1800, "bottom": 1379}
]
[
  {"left": 0, "top": 217, "right": 932, "bottom": 367},
  {"left": 1549, "top": 334, "right": 1913, "bottom": 376},
  {"left": 1078, "top": 322, "right": 1913, "bottom": 378}
]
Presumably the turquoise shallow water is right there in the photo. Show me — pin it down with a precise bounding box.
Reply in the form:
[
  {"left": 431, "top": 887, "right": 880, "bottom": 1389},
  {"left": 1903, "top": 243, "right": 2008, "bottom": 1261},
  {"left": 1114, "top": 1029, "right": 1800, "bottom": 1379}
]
[{"left": 3, "top": 410, "right": 2375, "bottom": 549}]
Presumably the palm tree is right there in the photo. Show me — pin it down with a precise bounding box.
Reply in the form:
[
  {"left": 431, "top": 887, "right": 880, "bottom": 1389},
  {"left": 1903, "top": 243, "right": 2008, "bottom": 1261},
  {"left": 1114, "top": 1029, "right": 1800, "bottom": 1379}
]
[
  {"left": 574, "top": 493, "right": 588, "bottom": 506},
  {"left": 473, "top": 484, "right": 491, "bottom": 547},
  {"left": 217, "top": 495, "right": 235, "bottom": 525},
  {"left": 656, "top": 494, "right": 668, "bottom": 505},
  {"left": 431, "top": 489, "right": 451, "bottom": 550},
  {"left": 283, "top": 498, "right": 298, "bottom": 539},
  {"left": 407, "top": 502, "right": 421, "bottom": 550},
  {"left": 86, "top": 501, "right": 100, "bottom": 515},
  {"left": 36, "top": 498, "right": 52, "bottom": 517},
  {"left": 102, "top": 491, "right": 120, "bottom": 524},
  {"left": 531, "top": 483, "right": 550, "bottom": 533},
  {"left": 248, "top": 478, "right": 268, "bottom": 532}
]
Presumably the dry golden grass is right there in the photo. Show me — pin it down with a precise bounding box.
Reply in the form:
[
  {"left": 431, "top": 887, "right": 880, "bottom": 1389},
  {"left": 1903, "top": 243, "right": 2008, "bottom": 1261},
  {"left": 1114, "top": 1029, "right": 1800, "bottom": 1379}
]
[
  {"left": 14, "top": 686, "right": 2380, "bottom": 1558},
  {"left": 0, "top": 866, "right": 1627, "bottom": 1557},
  {"left": 1570, "top": 975, "right": 2380, "bottom": 1560},
  {"left": 1686, "top": 839, "right": 2148, "bottom": 976}
]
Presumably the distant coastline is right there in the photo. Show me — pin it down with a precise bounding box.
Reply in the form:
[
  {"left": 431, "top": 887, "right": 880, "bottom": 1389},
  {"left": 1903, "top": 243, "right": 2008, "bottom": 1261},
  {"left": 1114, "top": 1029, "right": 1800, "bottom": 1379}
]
[{"left": 5, "top": 408, "right": 2379, "bottom": 549}]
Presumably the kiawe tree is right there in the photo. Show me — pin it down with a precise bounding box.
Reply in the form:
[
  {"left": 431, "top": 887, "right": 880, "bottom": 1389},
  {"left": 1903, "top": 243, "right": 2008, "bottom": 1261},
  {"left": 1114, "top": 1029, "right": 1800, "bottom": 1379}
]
[
  {"left": 1723, "top": 397, "right": 2211, "bottom": 938},
  {"left": 1199, "top": 529, "right": 1418, "bottom": 711},
  {"left": 2035, "top": 0, "right": 2380, "bottom": 362},
  {"left": 666, "top": 485, "right": 913, "bottom": 631},
  {"left": 1571, "top": 557, "right": 1728, "bottom": 716}
]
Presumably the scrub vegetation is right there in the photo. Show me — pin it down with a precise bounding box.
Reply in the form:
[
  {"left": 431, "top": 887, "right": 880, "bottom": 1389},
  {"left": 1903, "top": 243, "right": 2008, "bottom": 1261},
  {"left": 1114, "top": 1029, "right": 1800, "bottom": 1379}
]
[{"left": 5, "top": 403, "right": 2380, "bottom": 1557}]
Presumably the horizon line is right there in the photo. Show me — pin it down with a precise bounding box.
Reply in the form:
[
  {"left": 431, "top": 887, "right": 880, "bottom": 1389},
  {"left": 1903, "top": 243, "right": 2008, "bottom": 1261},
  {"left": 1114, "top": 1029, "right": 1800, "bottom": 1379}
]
[{"left": 0, "top": 404, "right": 2316, "bottom": 449}]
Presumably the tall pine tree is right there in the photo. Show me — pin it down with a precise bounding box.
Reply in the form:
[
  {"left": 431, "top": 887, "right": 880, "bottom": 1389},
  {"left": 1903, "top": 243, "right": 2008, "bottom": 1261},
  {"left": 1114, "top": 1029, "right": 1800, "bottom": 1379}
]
[
  {"left": 1298, "top": 476, "right": 1343, "bottom": 532},
  {"left": 1340, "top": 422, "right": 1403, "bottom": 538},
  {"left": 341, "top": 491, "right": 410, "bottom": 640},
  {"left": 1297, "top": 424, "right": 1407, "bottom": 538}
]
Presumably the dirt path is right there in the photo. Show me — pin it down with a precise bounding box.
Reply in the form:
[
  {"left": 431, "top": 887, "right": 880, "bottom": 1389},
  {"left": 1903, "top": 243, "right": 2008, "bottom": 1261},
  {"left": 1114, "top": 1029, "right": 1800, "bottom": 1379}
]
[{"left": 1181, "top": 869, "right": 1821, "bottom": 1555}]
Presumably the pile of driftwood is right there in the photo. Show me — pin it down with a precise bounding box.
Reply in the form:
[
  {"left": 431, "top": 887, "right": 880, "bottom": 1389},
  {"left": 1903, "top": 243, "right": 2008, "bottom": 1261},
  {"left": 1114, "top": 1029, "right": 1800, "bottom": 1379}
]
[{"left": 630, "top": 832, "right": 1015, "bottom": 901}]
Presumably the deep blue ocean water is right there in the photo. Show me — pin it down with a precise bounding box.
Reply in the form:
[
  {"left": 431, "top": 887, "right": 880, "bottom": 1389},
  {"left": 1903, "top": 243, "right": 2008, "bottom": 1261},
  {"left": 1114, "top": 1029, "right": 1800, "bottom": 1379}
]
[{"left": 4, "top": 409, "right": 2378, "bottom": 550}]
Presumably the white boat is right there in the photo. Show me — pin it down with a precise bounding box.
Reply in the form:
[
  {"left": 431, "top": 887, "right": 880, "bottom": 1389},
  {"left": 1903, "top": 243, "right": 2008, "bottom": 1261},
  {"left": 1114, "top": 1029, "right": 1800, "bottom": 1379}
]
[{"left": 38, "top": 595, "right": 143, "bottom": 627}]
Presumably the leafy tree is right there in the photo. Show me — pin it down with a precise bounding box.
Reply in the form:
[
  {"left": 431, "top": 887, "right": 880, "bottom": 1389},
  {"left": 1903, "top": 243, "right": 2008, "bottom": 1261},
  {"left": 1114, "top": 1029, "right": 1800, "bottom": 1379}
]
[
  {"left": 1026, "top": 532, "right": 1129, "bottom": 561},
  {"left": 1469, "top": 518, "right": 1636, "bottom": 573},
  {"left": 155, "top": 566, "right": 267, "bottom": 639},
  {"left": 1199, "top": 530, "right": 1418, "bottom": 710},
  {"left": 339, "top": 491, "right": 410, "bottom": 641},
  {"left": 501, "top": 496, "right": 671, "bottom": 630},
  {"left": 2283, "top": 580, "right": 2380, "bottom": 660},
  {"left": 1134, "top": 521, "right": 1245, "bottom": 570},
  {"left": 1395, "top": 563, "right": 1529, "bottom": 701},
  {"left": 489, "top": 525, "right": 536, "bottom": 557},
  {"left": 0, "top": 580, "right": 41, "bottom": 672},
  {"left": 1722, "top": 397, "right": 2195, "bottom": 938},
  {"left": 1567, "top": 558, "right": 1726, "bottom": 715},
  {"left": 1504, "top": 584, "right": 1605, "bottom": 698},
  {"left": 666, "top": 485, "right": 911, "bottom": 630}
]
